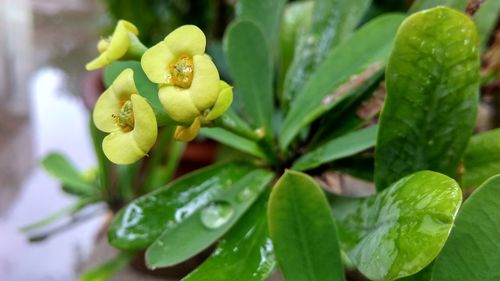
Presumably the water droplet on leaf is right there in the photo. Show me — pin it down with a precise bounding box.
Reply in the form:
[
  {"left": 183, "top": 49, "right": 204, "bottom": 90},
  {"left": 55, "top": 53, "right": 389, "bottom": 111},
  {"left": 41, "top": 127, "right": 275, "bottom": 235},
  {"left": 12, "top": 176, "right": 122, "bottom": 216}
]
[
  {"left": 237, "top": 188, "right": 256, "bottom": 202},
  {"left": 200, "top": 201, "right": 234, "bottom": 229}
]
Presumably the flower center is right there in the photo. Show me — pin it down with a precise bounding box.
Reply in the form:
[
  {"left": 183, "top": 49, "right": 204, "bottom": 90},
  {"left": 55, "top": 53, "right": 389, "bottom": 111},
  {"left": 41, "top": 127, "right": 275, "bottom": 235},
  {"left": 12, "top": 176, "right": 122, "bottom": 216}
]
[
  {"left": 112, "top": 100, "right": 134, "bottom": 132},
  {"left": 168, "top": 55, "right": 194, "bottom": 88}
]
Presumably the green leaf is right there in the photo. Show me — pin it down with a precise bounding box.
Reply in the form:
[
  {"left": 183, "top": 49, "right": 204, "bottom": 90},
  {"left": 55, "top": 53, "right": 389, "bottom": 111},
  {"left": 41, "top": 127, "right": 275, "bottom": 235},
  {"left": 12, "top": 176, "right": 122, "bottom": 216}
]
[
  {"left": 237, "top": 0, "right": 286, "bottom": 49},
  {"left": 200, "top": 128, "right": 266, "bottom": 159},
  {"left": 41, "top": 152, "right": 96, "bottom": 197},
  {"left": 146, "top": 168, "right": 274, "bottom": 268},
  {"left": 474, "top": 0, "right": 500, "bottom": 49},
  {"left": 408, "top": 0, "right": 467, "bottom": 13},
  {"left": 224, "top": 20, "right": 274, "bottom": 134},
  {"left": 283, "top": 0, "right": 372, "bottom": 104},
  {"left": 103, "top": 61, "right": 174, "bottom": 125},
  {"left": 108, "top": 162, "right": 271, "bottom": 250},
  {"left": 432, "top": 175, "right": 500, "bottom": 281},
  {"left": 278, "top": 1, "right": 314, "bottom": 101},
  {"left": 268, "top": 170, "right": 345, "bottom": 281},
  {"left": 280, "top": 14, "right": 405, "bottom": 149},
  {"left": 182, "top": 193, "right": 275, "bottom": 281},
  {"left": 80, "top": 251, "right": 134, "bottom": 281},
  {"left": 332, "top": 171, "right": 462, "bottom": 281},
  {"left": 375, "top": 7, "right": 480, "bottom": 190},
  {"left": 292, "top": 126, "right": 377, "bottom": 171},
  {"left": 463, "top": 128, "right": 500, "bottom": 188}
]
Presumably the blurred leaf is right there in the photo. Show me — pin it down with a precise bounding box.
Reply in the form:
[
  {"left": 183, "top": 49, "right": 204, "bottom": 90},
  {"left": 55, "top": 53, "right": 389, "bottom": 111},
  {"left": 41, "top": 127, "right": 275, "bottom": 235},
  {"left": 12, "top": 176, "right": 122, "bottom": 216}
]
[
  {"left": 268, "top": 171, "right": 345, "bottom": 281},
  {"left": 463, "top": 128, "right": 500, "bottom": 188},
  {"left": 182, "top": 193, "right": 275, "bottom": 281},
  {"left": 278, "top": 1, "right": 314, "bottom": 101},
  {"left": 89, "top": 118, "right": 110, "bottom": 192},
  {"left": 283, "top": 0, "right": 372, "bottom": 104},
  {"left": 146, "top": 169, "right": 273, "bottom": 268},
  {"left": 103, "top": 61, "right": 175, "bottom": 125},
  {"left": 432, "top": 175, "right": 500, "bottom": 281},
  {"left": 80, "top": 251, "right": 134, "bottom": 281},
  {"left": 41, "top": 152, "right": 96, "bottom": 197},
  {"left": 375, "top": 7, "right": 480, "bottom": 190},
  {"left": 224, "top": 20, "right": 274, "bottom": 134},
  {"left": 108, "top": 162, "right": 270, "bottom": 250},
  {"left": 292, "top": 126, "right": 377, "bottom": 171},
  {"left": 408, "top": 0, "right": 467, "bottom": 13},
  {"left": 474, "top": 0, "right": 500, "bottom": 49},
  {"left": 201, "top": 128, "right": 266, "bottom": 159},
  {"left": 21, "top": 198, "right": 96, "bottom": 233},
  {"left": 237, "top": 0, "right": 286, "bottom": 49},
  {"left": 332, "top": 171, "right": 462, "bottom": 281},
  {"left": 280, "top": 14, "right": 405, "bottom": 149}
]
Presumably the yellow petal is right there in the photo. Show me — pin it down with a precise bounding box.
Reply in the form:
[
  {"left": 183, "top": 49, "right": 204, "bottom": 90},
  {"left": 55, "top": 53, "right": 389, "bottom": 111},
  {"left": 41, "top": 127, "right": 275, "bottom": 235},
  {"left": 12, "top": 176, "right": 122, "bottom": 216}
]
[
  {"left": 174, "top": 118, "right": 201, "bottom": 142},
  {"left": 204, "top": 81, "right": 233, "bottom": 121},
  {"left": 159, "top": 86, "right": 200, "bottom": 123},
  {"left": 85, "top": 20, "right": 140, "bottom": 71},
  {"left": 93, "top": 87, "right": 121, "bottom": 132},
  {"left": 164, "top": 25, "right": 206, "bottom": 57},
  {"left": 105, "top": 20, "right": 134, "bottom": 61},
  {"left": 141, "top": 41, "right": 176, "bottom": 84},
  {"left": 189, "top": 54, "right": 220, "bottom": 111},
  {"left": 86, "top": 55, "right": 111, "bottom": 71},
  {"left": 120, "top": 20, "right": 139, "bottom": 35},
  {"left": 92, "top": 68, "right": 138, "bottom": 133},
  {"left": 102, "top": 130, "right": 146, "bottom": 165},
  {"left": 110, "top": 68, "right": 139, "bottom": 100},
  {"left": 130, "top": 94, "right": 158, "bottom": 154}
]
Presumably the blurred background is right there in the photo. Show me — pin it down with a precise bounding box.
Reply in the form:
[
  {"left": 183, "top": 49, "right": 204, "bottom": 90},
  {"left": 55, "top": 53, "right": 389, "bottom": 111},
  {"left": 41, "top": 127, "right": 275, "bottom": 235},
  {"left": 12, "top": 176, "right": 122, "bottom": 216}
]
[{"left": 1, "top": 0, "right": 108, "bottom": 280}]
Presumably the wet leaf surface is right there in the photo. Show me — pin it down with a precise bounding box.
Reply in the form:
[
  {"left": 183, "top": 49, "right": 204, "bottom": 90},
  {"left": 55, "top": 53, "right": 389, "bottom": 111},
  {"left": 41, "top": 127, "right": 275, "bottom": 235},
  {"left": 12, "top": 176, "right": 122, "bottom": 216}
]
[
  {"left": 375, "top": 7, "right": 480, "bottom": 190},
  {"left": 332, "top": 171, "right": 462, "bottom": 281},
  {"left": 432, "top": 175, "right": 500, "bottom": 281}
]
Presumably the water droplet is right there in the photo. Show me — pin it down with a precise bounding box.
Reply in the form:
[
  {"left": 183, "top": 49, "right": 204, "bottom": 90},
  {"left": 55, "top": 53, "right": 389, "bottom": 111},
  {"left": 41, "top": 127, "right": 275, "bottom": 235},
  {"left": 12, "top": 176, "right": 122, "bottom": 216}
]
[
  {"left": 237, "top": 188, "right": 256, "bottom": 202},
  {"left": 200, "top": 201, "right": 234, "bottom": 229}
]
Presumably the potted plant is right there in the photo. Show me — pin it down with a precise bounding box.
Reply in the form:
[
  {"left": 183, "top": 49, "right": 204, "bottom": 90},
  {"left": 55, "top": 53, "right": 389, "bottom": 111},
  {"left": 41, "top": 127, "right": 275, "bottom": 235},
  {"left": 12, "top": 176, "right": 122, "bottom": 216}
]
[{"left": 26, "top": 0, "right": 500, "bottom": 280}]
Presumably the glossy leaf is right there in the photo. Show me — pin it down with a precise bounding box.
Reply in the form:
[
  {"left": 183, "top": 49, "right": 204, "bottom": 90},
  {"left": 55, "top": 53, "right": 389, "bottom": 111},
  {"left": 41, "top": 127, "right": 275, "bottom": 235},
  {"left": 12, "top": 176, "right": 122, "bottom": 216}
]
[
  {"left": 432, "top": 175, "right": 500, "bottom": 281},
  {"left": 237, "top": 0, "right": 286, "bottom": 48},
  {"left": 375, "top": 7, "right": 480, "bottom": 190},
  {"left": 408, "top": 0, "right": 467, "bottom": 13},
  {"left": 463, "top": 128, "right": 500, "bottom": 188},
  {"left": 224, "top": 20, "right": 273, "bottom": 133},
  {"left": 182, "top": 193, "right": 275, "bottom": 281},
  {"left": 332, "top": 171, "right": 462, "bottom": 281},
  {"left": 41, "top": 152, "right": 96, "bottom": 197},
  {"left": 80, "top": 251, "right": 134, "bottom": 281},
  {"left": 145, "top": 168, "right": 274, "bottom": 268},
  {"left": 293, "top": 126, "right": 377, "bottom": 171},
  {"left": 283, "top": 0, "right": 372, "bottom": 103},
  {"left": 104, "top": 61, "right": 174, "bottom": 125},
  {"left": 108, "top": 162, "right": 270, "bottom": 250},
  {"left": 269, "top": 170, "right": 345, "bottom": 281},
  {"left": 200, "top": 128, "right": 266, "bottom": 159},
  {"left": 280, "top": 14, "right": 405, "bottom": 149}
]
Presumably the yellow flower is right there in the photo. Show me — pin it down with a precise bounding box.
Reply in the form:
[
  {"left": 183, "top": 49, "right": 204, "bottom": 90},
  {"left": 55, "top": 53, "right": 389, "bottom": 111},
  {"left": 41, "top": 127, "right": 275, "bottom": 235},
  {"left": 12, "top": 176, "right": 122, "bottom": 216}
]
[
  {"left": 93, "top": 68, "right": 158, "bottom": 164},
  {"left": 86, "top": 20, "right": 147, "bottom": 71},
  {"left": 141, "top": 25, "right": 232, "bottom": 124},
  {"left": 172, "top": 81, "right": 233, "bottom": 141}
]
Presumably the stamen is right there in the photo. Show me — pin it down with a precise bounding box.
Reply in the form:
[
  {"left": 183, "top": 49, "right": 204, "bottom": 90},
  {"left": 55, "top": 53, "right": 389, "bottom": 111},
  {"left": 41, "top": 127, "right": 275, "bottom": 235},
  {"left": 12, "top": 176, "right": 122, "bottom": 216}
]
[
  {"left": 112, "top": 100, "right": 134, "bottom": 132},
  {"left": 168, "top": 55, "right": 194, "bottom": 88}
]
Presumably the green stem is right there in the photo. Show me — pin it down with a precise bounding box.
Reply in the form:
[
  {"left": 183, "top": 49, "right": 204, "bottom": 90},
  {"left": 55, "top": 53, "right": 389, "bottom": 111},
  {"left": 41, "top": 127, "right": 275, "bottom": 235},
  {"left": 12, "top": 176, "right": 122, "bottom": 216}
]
[{"left": 20, "top": 197, "right": 97, "bottom": 233}]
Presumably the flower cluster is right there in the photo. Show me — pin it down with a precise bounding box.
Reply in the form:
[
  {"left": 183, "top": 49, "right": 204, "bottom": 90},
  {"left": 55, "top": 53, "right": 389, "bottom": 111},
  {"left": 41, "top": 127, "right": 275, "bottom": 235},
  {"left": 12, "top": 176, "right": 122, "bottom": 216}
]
[
  {"left": 87, "top": 22, "right": 232, "bottom": 164},
  {"left": 141, "top": 25, "right": 233, "bottom": 141}
]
